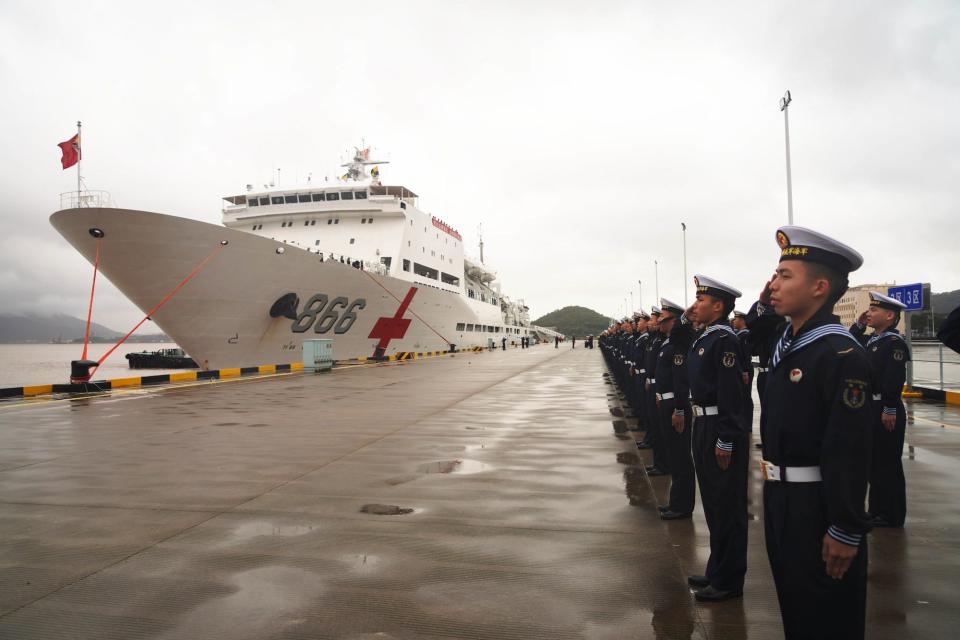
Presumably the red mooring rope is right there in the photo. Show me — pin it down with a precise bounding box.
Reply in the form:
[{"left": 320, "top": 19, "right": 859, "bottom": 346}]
[
  {"left": 88, "top": 242, "right": 227, "bottom": 377},
  {"left": 80, "top": 238, "right": 101, "bottom": 361}
]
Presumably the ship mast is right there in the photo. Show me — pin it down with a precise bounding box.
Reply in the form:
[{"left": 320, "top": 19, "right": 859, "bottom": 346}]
[
  {"left": 478, "top": 223, "right": 485, "bottom": 264},
  {"left": 340, "top": 145, "right": 388, "bottom": 183}
]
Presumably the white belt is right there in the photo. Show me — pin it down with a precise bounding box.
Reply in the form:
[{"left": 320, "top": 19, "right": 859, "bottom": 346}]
[
  {"left": 691, "top": 405, "right": 718, "bottom": 417},
  {"left": 648, "top": 378, "right": 656, "bottom": 384},
  {"left": 872, "top": 394, "right": 881, "bottom": 401},
  {"left": 756, "top": 366, "right": 769, "bottom": 373},
  {"left": 656, "top": 392, "right": 674, "bottom": 401},
  {"left": 638, "top": 369, "right": 646, "bottom": 374},
  {"left": 760, "top": 460, "right": 822, "bottom": 483}
]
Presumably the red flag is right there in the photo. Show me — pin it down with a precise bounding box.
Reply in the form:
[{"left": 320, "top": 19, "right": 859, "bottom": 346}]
[{"left": 58, "top": 133, "right": 81, "bottom": 169}]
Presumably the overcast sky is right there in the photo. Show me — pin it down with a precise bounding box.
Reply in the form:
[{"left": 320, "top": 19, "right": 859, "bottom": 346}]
[{"left": 1, "top": 0, "right": 957, "bottom": 331}]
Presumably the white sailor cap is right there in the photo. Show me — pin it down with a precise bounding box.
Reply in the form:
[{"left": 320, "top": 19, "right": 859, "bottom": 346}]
[
  {"left": 776, "top": 226, "right": 863, "bottom": 272},
  {"left": 637, "top": 311, "right": 651, "bottom": 320},
  {"left": 659, "top": 298, "right": 684, "bottom": 315},
  {"left": 650, "top": 306, "right": 662, "bottom": 316},
  {"left": 732, "top": 310, "right": 747, "bottom": 318},
  {"left": 693, "top": 274, "right": 742, "bottom": 302},
  {"left": 869, "top": 291, "right": 907, "bottom": 312}
]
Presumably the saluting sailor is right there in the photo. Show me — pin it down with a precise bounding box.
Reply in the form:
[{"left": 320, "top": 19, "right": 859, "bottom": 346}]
[
  {"left": 851, "top": 292, "right": 911, "bottom": 528},
  {"left": 643, "top": 307, "right": 669, "bottom": 474},
  {"left": 656, "top": 298, "right": 696, "bottom": 519},
  {"left": 686, "top": 275, "right": 749, "bottom": 602},
  {"left": 754, "top": 226, "right": 873, "bottom": 640}
]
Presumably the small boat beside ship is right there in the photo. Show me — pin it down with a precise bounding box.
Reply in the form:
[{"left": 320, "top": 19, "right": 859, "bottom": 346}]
[{"left": 125, "top": 347, "right": 197, "bottom": 369}]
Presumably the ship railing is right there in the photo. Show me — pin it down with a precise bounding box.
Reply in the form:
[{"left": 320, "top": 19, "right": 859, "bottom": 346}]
[{"left": 60, "top": 190, "right": 115, "bottom": 209}]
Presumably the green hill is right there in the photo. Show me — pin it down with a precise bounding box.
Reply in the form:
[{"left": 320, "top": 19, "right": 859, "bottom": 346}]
[{"left": 533, "top": 306, "right": 610, "bottom": 338}]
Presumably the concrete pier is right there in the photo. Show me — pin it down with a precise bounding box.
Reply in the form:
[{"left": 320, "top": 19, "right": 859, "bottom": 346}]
[{"left": 0, "top": 346, "right": 958, "bottom": 638}]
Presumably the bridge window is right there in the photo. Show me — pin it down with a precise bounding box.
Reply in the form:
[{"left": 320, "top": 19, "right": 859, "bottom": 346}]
[
  {"left": 312, "top": 193, "right": 324, "bottom": 202},
  {"left": 441, "top": 272, "right": 460, "bottom": 286},
  {"left": 414, "top": 262, "right": 439, "bottom": 280},
  {"left": 456, "top": 323, "right": 466, "bottom": 331},
  {"left": 466, "top": 324, "right": 474, "bottom": 331},
  {"left": 341, "top": 191, "right": 354, "bottom": 200},
  {"left": 248, "top": 199, "right": 259, "bottom": 207},
  {"left": 284, "top": 195, "right": 297, "bottom": 204},
  {"left": 355, "top": 191, "right": 367, "bottom": 200},
  {"left": 271, "top": 196, "right": 283, "bottom": 204},
  {"left": 326, "top": 192, "right": 340, "bottom": 201},
  {"left": 259, "top": 197, "right": 269, "bottom": 206},
  {"left": 298, "top": 194, "right": 311, "bottom": 203}
]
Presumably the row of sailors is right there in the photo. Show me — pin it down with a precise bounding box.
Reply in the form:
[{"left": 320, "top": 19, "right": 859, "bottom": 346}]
[{"left": 598, "top": 225, "right": 917, "bottom": 640}]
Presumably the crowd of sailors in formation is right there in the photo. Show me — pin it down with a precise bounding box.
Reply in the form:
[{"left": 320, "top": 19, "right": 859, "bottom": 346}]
[{"left": 598, "top": 224, "right": 960, "bottom": 640}]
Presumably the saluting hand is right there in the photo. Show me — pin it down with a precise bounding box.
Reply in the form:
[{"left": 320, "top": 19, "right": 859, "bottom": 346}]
[
  {"left": 759, "top": 276, "right": 776, "bottom": 305},
  {"left": 821, "top": 534, "right": 858, "bottom": 580},
  {"left": 881, "top": 413, "right": 896, "bottom": 432},
  {"left": 714, "top": 446, "right": 731, "bottom": 471},
  {"left": 857, "top": 310, "right": 869, "bottom": 326}
]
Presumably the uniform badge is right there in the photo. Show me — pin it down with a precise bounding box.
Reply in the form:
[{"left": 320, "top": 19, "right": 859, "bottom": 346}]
[
  {"left": 776, "top": 230, "right": 790, "bottom": 249},
  {"left": 698, "top": 347, "right": 705, "bottom": 356},
  {"left": 789, "top": 368, "right": 802, "bottom": 383},
  {"left": 673, "top": 354, "right": 684, "bottom": 366},
  {"left": 872, "top": 346, "right": 878, "bottom": 352},
  {"left": 842, "top": 379, "right": 868, "bottom": 410},
  {"left": 722, "top": 352, "right": 736, "bottom": 368},
  {"left": 894, "top": 350, "right": 905, "bottom": 361}
]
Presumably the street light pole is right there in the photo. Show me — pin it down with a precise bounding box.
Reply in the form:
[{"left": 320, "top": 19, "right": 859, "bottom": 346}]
[
  {"left": 638, "top": 280, "right": 643, "bottom": 312},
  {"left": 681, "top": 222, "right": 688, "bottom": 305},
  {"left": 780, "top": 90, "right": 794, "bottom": 225},
  {"left": 630, "top": 291, "right": 634, "bottom": 315},
  {"left": 654, "top": 260, "right": 660, "bottom": 303}
]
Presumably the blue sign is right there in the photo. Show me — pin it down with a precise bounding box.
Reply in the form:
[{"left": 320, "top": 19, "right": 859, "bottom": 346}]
[{"left": 887, "top": 283, "right": 923, "bottom": 311}]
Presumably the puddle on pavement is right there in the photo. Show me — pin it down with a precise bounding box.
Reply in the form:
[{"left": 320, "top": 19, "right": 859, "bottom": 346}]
[
  {"left": 417, "top": 459, "right": 492, "bottom": 475},
  {"left": 360, "top": 504, "right": 414, "bottom": 515}
]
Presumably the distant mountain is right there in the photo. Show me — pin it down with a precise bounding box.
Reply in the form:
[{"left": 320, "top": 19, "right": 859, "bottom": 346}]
[
  {"left": 0, "top": 313, "right": 170, "bottom": 344},
  {"left": 533, "top": 306, "right": 610, "bottom": 338},
  {"left": 932, "top": 289, "right": 960, "bottom": 314}
]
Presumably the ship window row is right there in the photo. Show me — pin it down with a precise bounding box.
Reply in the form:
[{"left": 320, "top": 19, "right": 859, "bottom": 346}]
[
  {"left": 247, "top": 191, "right": 368, "bottom": 207},
  {"left": 456, "top": 324, "right": 528, "bottom": 334}
]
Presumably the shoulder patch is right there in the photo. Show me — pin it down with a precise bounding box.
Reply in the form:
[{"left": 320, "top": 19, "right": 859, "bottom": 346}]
[
  {"left": 722, "top": 352, "right": 737, "bottom": 368},
  {"left": 893, "top": 349, "right": 905, "bottom": 361},
  {"left": 842, "top": 378, "right": 868, "bottom": 410}
]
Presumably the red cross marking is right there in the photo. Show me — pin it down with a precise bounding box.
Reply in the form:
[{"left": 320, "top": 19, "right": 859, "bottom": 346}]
[{"left": 368, "top": 286, "right": 418, "bottom": 354}]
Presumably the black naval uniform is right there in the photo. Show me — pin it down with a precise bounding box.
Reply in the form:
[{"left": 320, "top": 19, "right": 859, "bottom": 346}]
[
  {"left": 664, "top": 316, "right": 697, "bottom": 514},
  {"left": 631, "top": 331, "right": 651, "bottom": 432},
  {"left": 937, "top": 304, "right": 960, "bottom": 354},
  {"left": 757, "top": 304, "right": 873, "bottom": 640},
  {"left": 736, "top": 328, "right": 755, "bottom": 429},
  {"left": 852, "top": 322, "right": 910, "bottom": 526},
  {"left": 644, "top": 330, "right": 669, "bottom": 472},
  {"left": 654, "top": 335, "right": 680, "bottom": 485},
  {"left": 688, "top": 320, "right": 748, "bottom": 593},
  {"left": 746, "top": 302, "right": 776, "bottom": 409}
]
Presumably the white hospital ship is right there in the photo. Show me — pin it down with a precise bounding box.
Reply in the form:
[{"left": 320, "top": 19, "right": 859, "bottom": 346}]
[{"left": 50, "top": 147, "right": 562, "bottom": 368}]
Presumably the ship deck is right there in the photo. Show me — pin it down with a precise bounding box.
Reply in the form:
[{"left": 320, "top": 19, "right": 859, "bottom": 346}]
[{"left": 1, "top": 345, "right": 958, "bottom": 639}]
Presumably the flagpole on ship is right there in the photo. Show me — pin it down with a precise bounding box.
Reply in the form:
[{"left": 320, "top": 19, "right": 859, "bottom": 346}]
[{"left": 76, "top": 120, "right": 82, "bottom": 206}]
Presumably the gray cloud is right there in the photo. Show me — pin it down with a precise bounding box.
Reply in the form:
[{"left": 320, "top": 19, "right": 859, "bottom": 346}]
[{"left": 1, "top": 0, "right": 956, "bottom": 330}]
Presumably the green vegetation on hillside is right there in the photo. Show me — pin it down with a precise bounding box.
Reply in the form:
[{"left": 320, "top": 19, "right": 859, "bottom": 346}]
[{"left": 533, "top": 306, "right": 610, "bottom": 338}]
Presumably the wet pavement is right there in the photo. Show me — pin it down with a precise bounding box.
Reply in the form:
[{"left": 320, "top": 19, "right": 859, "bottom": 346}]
[{"left": 0, "top": 346, "right": 958, "bottom": 639}]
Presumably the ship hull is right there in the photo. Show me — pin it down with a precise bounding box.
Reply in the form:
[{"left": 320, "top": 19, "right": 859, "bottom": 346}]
[{"left": 50, "top": 208, "right": 522, "bottom": 369}]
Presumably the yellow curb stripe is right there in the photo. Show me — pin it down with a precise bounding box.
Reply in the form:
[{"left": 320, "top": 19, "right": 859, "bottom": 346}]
[
  {"left": 290, "top": 362, "right": 303, "bottom": 371},
  {"left": 23, "top": 384, "right": 54, "bottom": 396},
  {"left": 219, "top": 368, "right": 241, "bottom": 378},
  {"left": 258, "top": 364, "right": 277, "bottom": 374},
  {"left": 169, "top": 371, "right": 198, "bottom": 382},
  {"left": 109, "top": 377, "right": 141, "bottom": 388}
]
